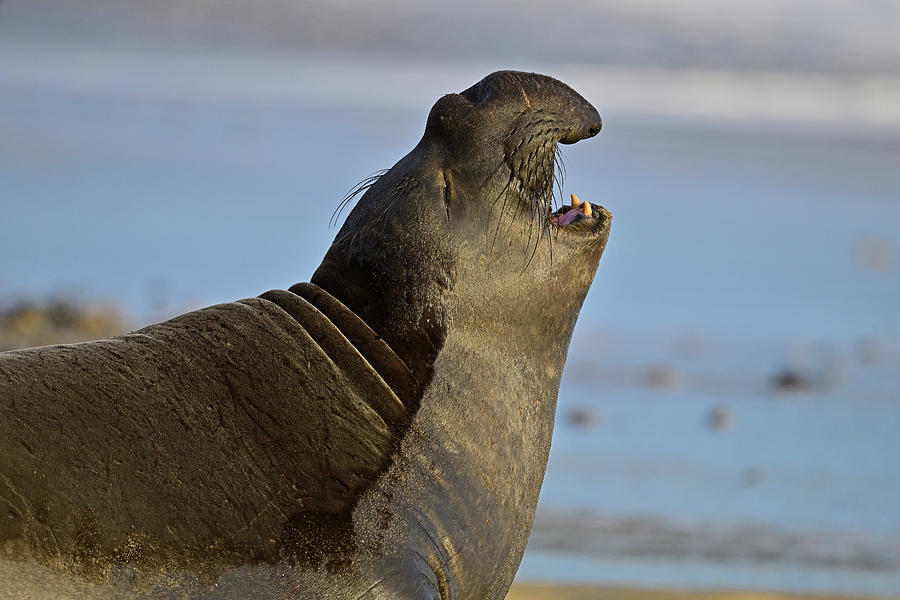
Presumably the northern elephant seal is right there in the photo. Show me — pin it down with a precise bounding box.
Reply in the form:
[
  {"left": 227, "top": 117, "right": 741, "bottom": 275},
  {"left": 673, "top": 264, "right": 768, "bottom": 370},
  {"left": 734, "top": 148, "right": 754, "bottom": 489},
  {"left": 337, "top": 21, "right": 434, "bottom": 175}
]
[{"left": 0, "top": 70, "right": 609, "bottom": 599}]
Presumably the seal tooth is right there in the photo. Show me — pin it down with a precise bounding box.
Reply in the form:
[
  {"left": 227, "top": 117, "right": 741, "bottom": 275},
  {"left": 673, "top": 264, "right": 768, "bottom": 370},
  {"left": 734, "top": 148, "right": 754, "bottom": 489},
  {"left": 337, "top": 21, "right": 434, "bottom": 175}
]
[
  {"left": 582, "top": 201, "right": 592, "bottom": 217},
  {"left": 570, "top": 193, "right": 580, "bottom": 208}
]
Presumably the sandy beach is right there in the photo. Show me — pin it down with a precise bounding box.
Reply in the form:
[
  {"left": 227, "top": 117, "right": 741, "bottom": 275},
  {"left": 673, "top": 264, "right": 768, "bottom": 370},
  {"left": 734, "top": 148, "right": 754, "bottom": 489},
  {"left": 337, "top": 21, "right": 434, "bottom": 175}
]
[{"left": 506, "top": 583, "right": 895, "bottom": 600}]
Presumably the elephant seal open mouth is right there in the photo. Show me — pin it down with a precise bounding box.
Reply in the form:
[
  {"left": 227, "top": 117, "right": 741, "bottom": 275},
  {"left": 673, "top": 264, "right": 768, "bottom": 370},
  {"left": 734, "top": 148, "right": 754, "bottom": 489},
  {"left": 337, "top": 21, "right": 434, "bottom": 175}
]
[{"left": 0, "top": 70, "right": 609, "bottom": 600}]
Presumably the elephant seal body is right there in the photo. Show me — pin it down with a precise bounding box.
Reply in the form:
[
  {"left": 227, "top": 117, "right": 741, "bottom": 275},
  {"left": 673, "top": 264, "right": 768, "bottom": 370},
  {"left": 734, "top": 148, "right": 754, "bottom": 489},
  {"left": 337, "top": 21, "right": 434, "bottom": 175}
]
[{"left": 0, "top": 71, "right": 609, "bottom": 599}]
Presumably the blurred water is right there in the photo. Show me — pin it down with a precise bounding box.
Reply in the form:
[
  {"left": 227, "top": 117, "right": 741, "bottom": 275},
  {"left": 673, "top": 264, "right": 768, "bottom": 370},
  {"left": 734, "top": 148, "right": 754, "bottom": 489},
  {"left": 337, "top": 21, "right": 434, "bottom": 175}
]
[
  {"left": 2, "top": 43, "right": 900, "bottom": 597},
  {"left": 525, "top": 331, "right": 900, "bottom": 596}
]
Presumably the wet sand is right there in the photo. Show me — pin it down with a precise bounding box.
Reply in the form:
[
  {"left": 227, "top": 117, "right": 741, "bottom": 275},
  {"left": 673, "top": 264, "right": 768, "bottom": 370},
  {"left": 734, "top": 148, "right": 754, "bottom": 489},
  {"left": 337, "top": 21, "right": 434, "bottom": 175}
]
[{"left": 506, "top": 583, "right": 894, "bottom": 600}]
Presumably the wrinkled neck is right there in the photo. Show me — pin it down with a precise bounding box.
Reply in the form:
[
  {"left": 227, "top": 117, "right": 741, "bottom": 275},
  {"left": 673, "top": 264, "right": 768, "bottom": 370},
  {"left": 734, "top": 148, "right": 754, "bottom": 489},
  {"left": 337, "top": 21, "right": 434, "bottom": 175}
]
[
  {"left": 310, "top": 251, "right": 445, "bottom": 401},
  {"left": 310, "top": 146, "right": 464, "bottom": 403}
]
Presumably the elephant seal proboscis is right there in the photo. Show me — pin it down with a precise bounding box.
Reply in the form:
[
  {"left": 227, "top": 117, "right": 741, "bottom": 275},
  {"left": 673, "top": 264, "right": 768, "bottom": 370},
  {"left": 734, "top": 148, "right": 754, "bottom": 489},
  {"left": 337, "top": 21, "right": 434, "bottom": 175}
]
[{"left": 0, "top": 70, "right": 609, "bottom": 599}]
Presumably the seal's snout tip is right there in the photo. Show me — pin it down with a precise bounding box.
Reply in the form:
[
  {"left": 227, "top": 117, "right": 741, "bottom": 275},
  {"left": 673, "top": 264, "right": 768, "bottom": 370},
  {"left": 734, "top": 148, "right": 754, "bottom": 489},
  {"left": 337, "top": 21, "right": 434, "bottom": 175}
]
[
  {"left": 582, "top": 106, "right": 602, "bottom": 138},
  {"left": 557, "top": 99, "right": 602, "bottom": 144},
  {"left": 560, "top": 114, "right": 602, "bottom": 145}
]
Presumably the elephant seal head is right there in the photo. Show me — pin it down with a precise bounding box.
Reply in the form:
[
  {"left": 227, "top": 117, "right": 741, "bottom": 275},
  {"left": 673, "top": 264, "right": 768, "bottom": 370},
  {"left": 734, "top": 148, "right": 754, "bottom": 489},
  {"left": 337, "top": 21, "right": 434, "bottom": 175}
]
[{"left": 312, "top": 70, "right": 609, "bottom": 406}]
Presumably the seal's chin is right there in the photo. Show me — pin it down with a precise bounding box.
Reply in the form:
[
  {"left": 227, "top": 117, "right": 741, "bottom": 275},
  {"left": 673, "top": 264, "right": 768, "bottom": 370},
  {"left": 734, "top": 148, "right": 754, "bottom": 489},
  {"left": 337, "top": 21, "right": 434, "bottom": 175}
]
[{"left": 548, "top": 193, "right": 611, "bottom": 237}]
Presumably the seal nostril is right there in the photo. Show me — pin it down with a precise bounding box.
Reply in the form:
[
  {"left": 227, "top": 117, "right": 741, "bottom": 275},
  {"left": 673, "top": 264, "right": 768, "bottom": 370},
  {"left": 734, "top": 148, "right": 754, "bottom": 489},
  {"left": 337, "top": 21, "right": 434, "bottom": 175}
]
[{"left": 588, "top": 123, "right": 601, "bottom": 137}]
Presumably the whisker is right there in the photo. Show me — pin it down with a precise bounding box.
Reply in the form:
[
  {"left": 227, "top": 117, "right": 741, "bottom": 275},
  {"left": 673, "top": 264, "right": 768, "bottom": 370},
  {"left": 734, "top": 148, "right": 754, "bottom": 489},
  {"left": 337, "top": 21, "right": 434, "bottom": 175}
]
[
  {"left": 329, "top": 169, "right": 390, "bottom": 228},
  {"left": 490, "top": 173, "right": 517, "bottom": 251},
  {"left": 553, "top": 146, "right": 567, "bottom": 212},
  {"left": 494, "top": 121, "right": 564, "bottom": 270}
]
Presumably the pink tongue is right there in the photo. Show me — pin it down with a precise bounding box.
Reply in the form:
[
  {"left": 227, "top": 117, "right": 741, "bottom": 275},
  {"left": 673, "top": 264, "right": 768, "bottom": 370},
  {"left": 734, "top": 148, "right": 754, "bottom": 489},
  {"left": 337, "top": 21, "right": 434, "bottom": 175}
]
[{"left": 558, "top": 207, "right": 581, "bottom": 226}]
